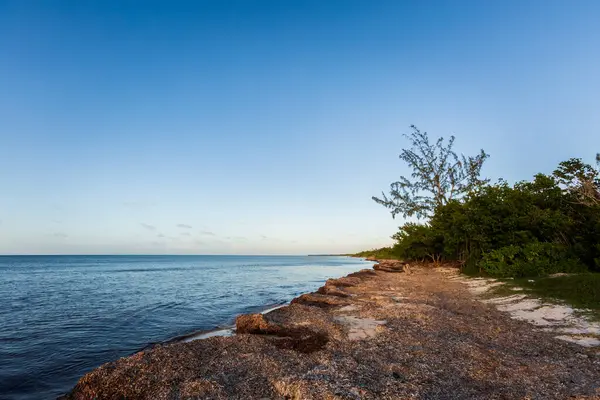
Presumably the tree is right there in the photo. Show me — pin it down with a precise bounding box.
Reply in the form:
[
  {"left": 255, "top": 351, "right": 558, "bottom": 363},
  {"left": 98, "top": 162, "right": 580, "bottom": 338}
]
[
  {"left": 361, "top": 156, "right": 600, "bottom": 275},
  {"left": 553, "top": 158, "right": 600, "bottom": 206},
  {"left": 372, "top": 125, "right": 489, "bottom": 219}
]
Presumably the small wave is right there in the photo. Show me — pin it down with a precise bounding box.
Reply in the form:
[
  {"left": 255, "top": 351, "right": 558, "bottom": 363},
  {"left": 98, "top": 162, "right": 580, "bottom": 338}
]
[
  {"left": 102, "top": 267, "right": 194, "bottom": 273},
  {"left": 180, "top": 328, "right": 235, "bottom": 343},
  {"left": 167, "top": 303, "right": 287, "bottom": 345}
]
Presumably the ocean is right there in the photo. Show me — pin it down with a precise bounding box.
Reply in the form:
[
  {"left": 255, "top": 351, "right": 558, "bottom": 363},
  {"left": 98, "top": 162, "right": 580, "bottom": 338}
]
[{"left": 0, "top": 255, "right": 371, "bottom": 400}]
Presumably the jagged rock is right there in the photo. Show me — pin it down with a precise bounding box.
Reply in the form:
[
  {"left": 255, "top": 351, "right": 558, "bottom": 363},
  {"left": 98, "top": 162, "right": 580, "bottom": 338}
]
[
  {"left": 347, "top": 269, "right": 378, "bottom": 278},
  {"left": 325, "top": 277, "right": 359, "bottom": 287},
  {"left": 291, "top": 293, "right": 349, "bottom": 308},
  {"left": 373, "top": 260, "right": 409, "bottom": 273},
  {"left": 326, "top": 271, "right": 375, "bottom": 289},
  {"left": 235, "top": 309, "right": 330, "bottom": 353},
  {"left": 317, "top": 284, "right": 351, "bottom": 298},
  {"left": 235, "top": 313, "right": 271, "bottom": 334}
]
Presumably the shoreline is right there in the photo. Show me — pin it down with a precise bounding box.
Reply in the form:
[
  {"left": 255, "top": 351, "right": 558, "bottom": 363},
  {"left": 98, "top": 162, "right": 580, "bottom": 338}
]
[
  {"left": 175, "top": 304, "right": 288, "bottom": 344},
  {"left": 61, "top": 260, "right": 599, "bottom": 399},
  {"left": 142, "top": 260, "right": 370, "bottom": 351}
]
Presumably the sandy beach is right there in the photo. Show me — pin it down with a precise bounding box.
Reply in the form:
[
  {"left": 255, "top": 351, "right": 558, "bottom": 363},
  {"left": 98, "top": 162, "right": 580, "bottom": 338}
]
[{"left": 62, "top": 261, "right": 600, "bottom": 399}]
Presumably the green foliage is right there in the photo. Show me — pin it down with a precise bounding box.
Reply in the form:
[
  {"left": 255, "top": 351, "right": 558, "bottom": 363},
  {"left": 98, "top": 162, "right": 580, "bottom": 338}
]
[
  {"left": 479, "top": 242, "right": 586, "bottom": 278},
  {"left": 366, "top": 154, "right": 600, "bottom": 278},
  {"left": 392, "top": 223, "right": 443, "bottom": 261},
  {"left": 431, "top": 174, "right": 576, "bottom": 259},
  {"left": 373, "top": 125, "right": 489, "bottom": 219},
  {"left": 353, "top": 247, "right": 402, "bottom": 260},
  {"left": 553, "top": 158, "right": 600, "bottom": 206},
  {"left": 519, "top": 274, "right": 600, "bottom": 311}
]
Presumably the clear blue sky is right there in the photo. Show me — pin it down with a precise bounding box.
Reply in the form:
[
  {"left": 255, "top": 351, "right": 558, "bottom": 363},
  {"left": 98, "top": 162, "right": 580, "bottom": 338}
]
[{"left": 1, "top": 1, "right": 599, "bottom": 255}]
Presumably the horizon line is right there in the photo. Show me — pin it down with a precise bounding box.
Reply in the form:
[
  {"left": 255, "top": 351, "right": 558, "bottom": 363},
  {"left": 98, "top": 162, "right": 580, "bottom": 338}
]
[{"left": 0, "top": 253, "right": 351, "bottom": 257}]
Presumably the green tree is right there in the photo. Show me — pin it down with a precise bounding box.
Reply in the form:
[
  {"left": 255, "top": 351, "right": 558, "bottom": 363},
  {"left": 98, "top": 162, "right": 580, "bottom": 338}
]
[
  {"left": 392, "top": 222, "right": 443, "bottom": 262},
  {"left": 372, "top": 125, "right": 489, "bottom": 219},
  {"left": 553, "top": 158, "right": 600, "bottom": 206},
  {"left": 360, "top": 156, "right": 600, "bottom": 280}
]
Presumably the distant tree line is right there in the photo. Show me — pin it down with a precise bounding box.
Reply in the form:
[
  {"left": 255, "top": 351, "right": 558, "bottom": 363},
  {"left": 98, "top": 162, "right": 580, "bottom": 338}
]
[{"left": 363, "top": 126, "right": 600, "bottom": 278}]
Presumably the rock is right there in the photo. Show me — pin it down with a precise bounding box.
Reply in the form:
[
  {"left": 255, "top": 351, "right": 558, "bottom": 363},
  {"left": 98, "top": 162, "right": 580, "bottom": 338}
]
[
  {"left": 325, "top": 277, "right": 360, "bottom": 287},
  {"left": 291, "top": 293, "right": 349, "bottom": 308},
  {"left": 347, "top": 269, "right": 377, "bottom": 278},
  {"left": 236, "top": 314, "right": 271, "bottom": 334},
  {"left": 373, "top": 260, "right": 408, "bottom": 273},
  {"left": 235, "top": 309, "right": 330, "bottom": 353},
  {"left": 327, "top": 272, "right": 374, "bottom": 288},
  {"left": 317, "top": 284, "right": 351, "bottom": 298}
]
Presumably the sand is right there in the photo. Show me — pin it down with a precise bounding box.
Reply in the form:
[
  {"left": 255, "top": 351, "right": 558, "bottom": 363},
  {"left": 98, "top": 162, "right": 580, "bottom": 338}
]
[{"left": 447, "top": 272, "right": 600, "bottom": 348}]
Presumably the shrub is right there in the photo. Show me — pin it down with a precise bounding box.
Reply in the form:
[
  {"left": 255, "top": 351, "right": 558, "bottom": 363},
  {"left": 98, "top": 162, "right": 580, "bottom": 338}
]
[
  {"left": 480, "top": 242, "right": 586, "bottom": 278},
  {"left": 354, "top": 246, "right": 402, "bottom": 260},
  {"left": 392, "top": 223, "right": 443, "bottom": 262},
  {"left": 364, "top": 155, "right": 600, "bottom": 278}
]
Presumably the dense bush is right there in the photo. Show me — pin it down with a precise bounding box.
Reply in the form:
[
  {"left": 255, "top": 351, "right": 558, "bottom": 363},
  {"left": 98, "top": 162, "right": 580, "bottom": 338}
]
[
  {"left": 479, "top": 242, "right": 586, "bottom": 278},
  {"left": 391, "top": 223, "right": 443, "bottom": 262},
  {"left": 364, "top": 157, "right": 600, "bottom": 278},
  {"left": 353, "top": 247, "right": 402, "bottom": 260}
]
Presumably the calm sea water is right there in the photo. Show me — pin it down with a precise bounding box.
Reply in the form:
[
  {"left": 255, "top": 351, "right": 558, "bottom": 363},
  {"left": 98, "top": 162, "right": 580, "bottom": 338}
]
[{"left": 0, "top": 255, "right": 370, "bottom": 400}]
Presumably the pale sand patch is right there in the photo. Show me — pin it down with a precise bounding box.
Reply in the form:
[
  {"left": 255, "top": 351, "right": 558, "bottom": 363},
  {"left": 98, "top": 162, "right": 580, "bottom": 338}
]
[
  {"left": 471, "top": 281, "right": 505, "bottom": 293},
  {"left": 451, "top": 274, "right": 600, "bottom": 347},
  {"left": 338, "top": 305, "right": 359, "bottom": 313},
  {"left": 555, "top": 325, "right": 600, "bottom": 335},
  {"left": 510, "top": 305, "right": 574, "bottom": 326},
  {"left": 496, "top": 299, "right": 541, "bottom": 312},
  {"left": 482, "top": 294, "right": 529, "bottom": 305},
  {"left": 459, "top": 278, "right": 505, "bottom": 294},
  {"left": 555, "top": 335, "right": 600, "bottom": 347},
  {"left": 333, "top": 316, "right": 387, "bottom": 340}
]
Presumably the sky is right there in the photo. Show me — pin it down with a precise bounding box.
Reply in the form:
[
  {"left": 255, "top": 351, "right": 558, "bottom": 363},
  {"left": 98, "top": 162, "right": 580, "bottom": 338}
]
[{"left": 0, "top": 0, "right": 599, "bottom": 255}]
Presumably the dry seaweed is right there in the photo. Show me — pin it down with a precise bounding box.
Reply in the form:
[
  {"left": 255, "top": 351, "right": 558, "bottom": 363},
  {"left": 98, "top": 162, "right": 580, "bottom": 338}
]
[{"left": 63, "top": 264, "right": 600, "bottom": 400}]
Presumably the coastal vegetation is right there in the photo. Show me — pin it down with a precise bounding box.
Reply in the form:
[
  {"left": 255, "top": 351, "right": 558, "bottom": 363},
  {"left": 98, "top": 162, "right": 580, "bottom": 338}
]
[
  {"left": 505, "top": 273, "right": 600, "bottom": 312},
  {"left": 361, "top": 126, "right": 600, "bottom": 308}
]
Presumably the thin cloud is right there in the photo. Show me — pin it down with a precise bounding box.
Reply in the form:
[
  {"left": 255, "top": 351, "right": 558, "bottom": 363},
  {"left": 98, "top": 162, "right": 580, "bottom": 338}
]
[
  {"left": 177, "top": 224, "right": 192, "bottom": 229},
  {"left": 226, "top": 236, "right": 247, "bottom": 241},
  {"left": 200, "top": 231, "right": 216, "bottom": 236},
  {"left": 157, "top": 233, "right": 165, "bottom": 238},
  {"left": 181, "top": 232, "right": 191, "bottom": 237},
  {"left": 123, "top": 201, "right": 155, "bottom": 209},
  {"left": 51, "top": 232, "right": 68, "bottom": 238},
  {"left": 140, "top": 223, "right": 156, "bottom": 231}
]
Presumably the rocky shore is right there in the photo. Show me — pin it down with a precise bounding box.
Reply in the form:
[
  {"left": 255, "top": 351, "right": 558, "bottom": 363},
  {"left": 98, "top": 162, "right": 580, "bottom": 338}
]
[{"left": 62, "top": 261, "right": 599, "bottom": 399}]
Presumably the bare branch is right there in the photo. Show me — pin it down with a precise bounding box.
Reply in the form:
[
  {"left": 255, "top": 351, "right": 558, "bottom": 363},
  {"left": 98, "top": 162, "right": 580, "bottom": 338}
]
[{"left": 373, "top": 126, "right": 489, "bottom": 219}]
